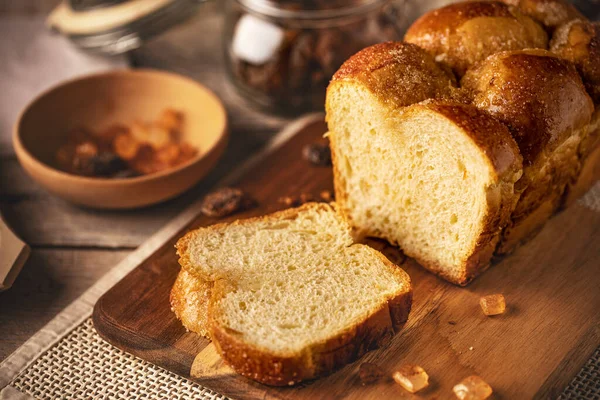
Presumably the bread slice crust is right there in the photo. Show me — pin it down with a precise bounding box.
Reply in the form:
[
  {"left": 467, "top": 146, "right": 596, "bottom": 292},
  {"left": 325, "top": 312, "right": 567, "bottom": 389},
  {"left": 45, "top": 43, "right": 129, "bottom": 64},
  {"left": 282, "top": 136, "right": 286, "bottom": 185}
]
[
  {"left": 170, "top": 268, "right": 212, "bottom": 338},
  {"left": 175, "top": 203, "right": 412, "bottom": 386}
]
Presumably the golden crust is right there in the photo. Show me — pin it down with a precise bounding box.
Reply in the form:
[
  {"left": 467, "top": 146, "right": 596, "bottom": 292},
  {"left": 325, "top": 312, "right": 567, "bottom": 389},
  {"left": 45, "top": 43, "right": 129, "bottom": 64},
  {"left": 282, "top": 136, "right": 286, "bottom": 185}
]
[
  {"left": 170, "top": 268, "right": 213, "bottom": 338},
  {"left": 551, "top": 20, "right": 600, "bottom": 104},
  {"left": 502, "top": 0, "right": 586, "bottom": 31},
  {"left": 404, "top": 1, "right": 548, "bottom": 76},
  {"left": 209, "top": 250, "right": 412, "bottom": 386},
  {"left": 461, "top": 49, "right": 594, "bottom": 164},
  {"left": 328, "top": 41, "right": 457, "bottom": 109}
]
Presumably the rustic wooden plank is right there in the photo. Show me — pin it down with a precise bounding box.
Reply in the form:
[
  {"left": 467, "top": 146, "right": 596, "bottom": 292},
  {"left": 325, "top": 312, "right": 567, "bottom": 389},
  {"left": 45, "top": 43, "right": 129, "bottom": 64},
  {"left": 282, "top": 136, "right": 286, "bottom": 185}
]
[
  {"left": 0, "top": 248, "right": 129, "bottom": 360},
  {"left": 93, "top": 118, "right": 600, "bottom": 399}
]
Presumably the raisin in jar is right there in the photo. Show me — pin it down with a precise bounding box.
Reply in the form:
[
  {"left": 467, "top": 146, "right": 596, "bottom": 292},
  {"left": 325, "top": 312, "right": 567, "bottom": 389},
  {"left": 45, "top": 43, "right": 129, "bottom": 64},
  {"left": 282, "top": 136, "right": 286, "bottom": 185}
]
[{"left": 224, "top": 0, "right": 408, "bottom": 113}]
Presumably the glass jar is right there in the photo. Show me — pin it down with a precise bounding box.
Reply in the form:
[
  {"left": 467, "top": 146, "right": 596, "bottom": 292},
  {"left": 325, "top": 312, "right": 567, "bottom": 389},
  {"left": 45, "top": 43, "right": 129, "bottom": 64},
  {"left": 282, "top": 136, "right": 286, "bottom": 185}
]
[{"left": 223, "top": 0, "right": 407, "bottom": 113}]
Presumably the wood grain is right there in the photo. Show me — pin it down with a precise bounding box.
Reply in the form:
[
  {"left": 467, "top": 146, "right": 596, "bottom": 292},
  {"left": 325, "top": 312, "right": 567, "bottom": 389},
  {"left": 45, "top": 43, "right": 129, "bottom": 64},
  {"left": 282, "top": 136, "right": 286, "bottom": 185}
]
[{"left": 93, "top": 119, "right": 600, "bottom": 400}]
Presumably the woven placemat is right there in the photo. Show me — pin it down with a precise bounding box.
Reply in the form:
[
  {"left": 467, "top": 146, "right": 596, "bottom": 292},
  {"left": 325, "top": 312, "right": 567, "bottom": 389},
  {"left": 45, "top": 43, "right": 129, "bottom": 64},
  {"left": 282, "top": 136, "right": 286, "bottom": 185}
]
[
  {"left": 559, "top": 347, "right": 600, "bottom": 400},
  {"left": 0, "top": 114, "right": 598, "bottom": 399},
  {"left": 11, "top": 319, "right": 227, "bottom": 400},
  {"left": 4, "top": 317, "right": 598, "bottom": 400}
]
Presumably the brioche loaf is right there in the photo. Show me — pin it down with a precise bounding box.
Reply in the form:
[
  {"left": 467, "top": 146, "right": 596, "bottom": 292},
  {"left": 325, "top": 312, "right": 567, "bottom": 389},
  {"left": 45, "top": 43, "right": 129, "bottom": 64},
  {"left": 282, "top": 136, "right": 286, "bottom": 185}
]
[
  {"left": 327, "top": 0, "right": 598, "bottom": 284},
  {"left": 174, "top": 203, "right": 412, "bottom": 386}
]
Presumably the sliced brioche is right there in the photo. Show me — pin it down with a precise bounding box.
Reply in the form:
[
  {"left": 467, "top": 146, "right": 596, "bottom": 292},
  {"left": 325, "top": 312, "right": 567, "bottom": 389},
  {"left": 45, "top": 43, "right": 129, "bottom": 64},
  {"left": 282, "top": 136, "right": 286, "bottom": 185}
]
[
  {"left": 170, "top": 269, "right": 212, "bottom": 338},
  {"left": 327, "top": 45, "right": 522, "bottom": 285},
  {"left": 175, "top": 203, "right": 412, "bottom": 386},
  {"left": 404, "top": 1, "right": 548, "bottom": 77},
  {"left": 461, "top": 49, "right": 594, "bottom": 252}
]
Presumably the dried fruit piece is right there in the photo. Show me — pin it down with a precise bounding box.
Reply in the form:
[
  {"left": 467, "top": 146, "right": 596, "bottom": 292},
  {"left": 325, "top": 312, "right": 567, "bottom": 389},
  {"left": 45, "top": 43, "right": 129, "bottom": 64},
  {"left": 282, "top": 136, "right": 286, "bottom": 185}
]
[
  {"left": 299, "top": 193, "right": 314, "bottom": 203},
  {"left": 156, "top": 143, "right": 182, "bottom": 165},
  {"left": 393, "top": 364, "right": 429, "bottom": 393},
  {"left": 56, "top": 143, "right": 76, "bottom": 171},
  {"left": 278, "top": 196, "right": 298, "bottom": 207},
  {"left": 129, "top": 121, "right": 150, "bottom": 143},
  {"left": 479, "top": 294, "right": 506, "bottom": 316},
  {"left": 453, "top": 376, "right": 493, "bottom": 400},
  {"left": 86, "top": 152, "right": 127, "bottom": 177},
  {"left": 114, "top": 133, "right": 141, "bottom": 160},
  {"left": 302, "top": 143, "right": 332, "bottom": 166},
  {"left": 74, "top": 141, "right": 98, "bottom": 159},
  {"left": 145, "top": 125, "right": 172, "bottom": 149},
  {"left": 95, "top": 124, "right": 128, "bottom": 150},
  {"left": 319, "top": 190, "right": 334, "bottom": 201},
  {"left": 200, "top": 187, "right": 252, "bottom": 218},
  {"left": 358, "top": 362, "right": 384, "bottom": 385},
  {"left": 177, "top": 142, "right": 198, "bottom": 164},
  {"left": 130, "top": 144, "right": 167, "bottom": 175},
  {"left": 157, "top": 108, "right": 183, "bottom": 133},
  {"left": 72, "top": 141, "right": 99, "bottom": 174}
]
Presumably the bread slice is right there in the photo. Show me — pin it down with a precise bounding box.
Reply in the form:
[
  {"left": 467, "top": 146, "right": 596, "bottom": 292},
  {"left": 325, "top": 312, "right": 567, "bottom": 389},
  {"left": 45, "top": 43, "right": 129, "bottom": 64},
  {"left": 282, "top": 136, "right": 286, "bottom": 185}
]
[
  {"left": 175, "top": 203, "right": 412, "bottom": 386},
  {"left": 170, "top": 268, "right": 212, "bottom": 338}
]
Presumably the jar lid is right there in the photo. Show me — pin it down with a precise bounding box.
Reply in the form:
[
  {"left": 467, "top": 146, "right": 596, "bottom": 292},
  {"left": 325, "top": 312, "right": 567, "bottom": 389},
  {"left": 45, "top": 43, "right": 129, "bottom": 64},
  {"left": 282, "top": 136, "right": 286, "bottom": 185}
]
[
  {"left": 48, "top": 0, "right": 203, "bottom": 54},
  {"left": 237, "top": 0, "right": 389, "bottom": 20}
]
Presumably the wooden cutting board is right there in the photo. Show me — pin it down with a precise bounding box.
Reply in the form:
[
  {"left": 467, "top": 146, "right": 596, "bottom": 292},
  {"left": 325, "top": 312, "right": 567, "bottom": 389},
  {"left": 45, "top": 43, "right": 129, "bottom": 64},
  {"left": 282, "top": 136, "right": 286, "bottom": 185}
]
[{"left": 93, "top": 117, "right": 600, "bottom": 400}]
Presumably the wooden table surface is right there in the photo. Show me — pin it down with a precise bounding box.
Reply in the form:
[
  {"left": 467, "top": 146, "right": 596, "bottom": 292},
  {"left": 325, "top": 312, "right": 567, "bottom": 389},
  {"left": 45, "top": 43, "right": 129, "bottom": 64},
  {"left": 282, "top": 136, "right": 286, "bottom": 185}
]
[{"left": 0, "top": 1, "right": 293, "bottom": 361}]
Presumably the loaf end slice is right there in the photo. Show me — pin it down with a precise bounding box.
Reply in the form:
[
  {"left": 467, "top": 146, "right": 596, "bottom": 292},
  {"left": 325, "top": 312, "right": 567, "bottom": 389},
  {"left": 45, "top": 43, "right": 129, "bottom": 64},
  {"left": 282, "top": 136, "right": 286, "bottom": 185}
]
[
  {"left": 327, "top": 65, "right": 523, "bottom": 285},
  {"left": 175, "top": 203, "right": 412, "bottom": 386}
]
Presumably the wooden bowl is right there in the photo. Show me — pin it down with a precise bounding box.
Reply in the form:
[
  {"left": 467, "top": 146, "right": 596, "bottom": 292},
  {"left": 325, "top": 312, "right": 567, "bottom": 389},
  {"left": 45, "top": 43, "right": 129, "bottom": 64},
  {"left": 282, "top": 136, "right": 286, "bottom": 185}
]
[{"left": 13, "top": 69, "right": 228, "bottom": 209}]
